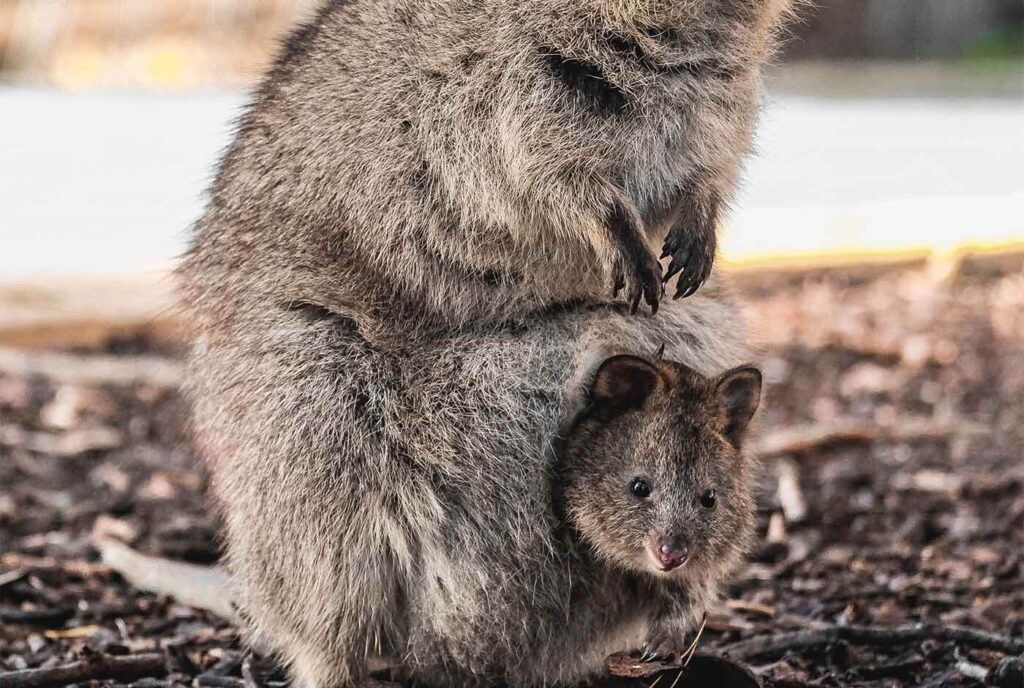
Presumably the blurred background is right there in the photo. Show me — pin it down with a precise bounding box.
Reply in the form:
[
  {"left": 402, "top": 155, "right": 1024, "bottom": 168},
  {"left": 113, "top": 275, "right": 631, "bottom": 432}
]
[
  {"left": 0, "top": 0, "right": 1022, "bottom": 285},
  {"left": 2, "top": 4, "right": 1024, "bottom": 686}
]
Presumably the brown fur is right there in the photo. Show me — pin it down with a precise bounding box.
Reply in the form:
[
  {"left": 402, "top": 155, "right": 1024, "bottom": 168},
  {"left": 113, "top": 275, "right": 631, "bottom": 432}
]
[
  {"left": 179, "top": 0, "right": 790, "bottom": 342},
  {"left": 175, "top": 1, "right": 786, "bottom": 683},
  {"left": 186, "top": 286, "right": 753, "bottom": 687},
  {"left": 561, "top": 354, "right": 761, "bottom": 659}
]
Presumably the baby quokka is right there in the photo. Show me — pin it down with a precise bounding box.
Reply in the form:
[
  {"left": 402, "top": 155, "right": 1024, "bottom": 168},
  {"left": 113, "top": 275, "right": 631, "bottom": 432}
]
[{"left": 561, "top": 352, "right": 762, "bottom": 664}]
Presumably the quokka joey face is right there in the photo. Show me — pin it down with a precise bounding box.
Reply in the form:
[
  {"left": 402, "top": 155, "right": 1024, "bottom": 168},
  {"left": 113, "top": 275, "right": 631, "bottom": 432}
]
[{"left": 563, "top": 353, "right": 762, "bottom": 580}]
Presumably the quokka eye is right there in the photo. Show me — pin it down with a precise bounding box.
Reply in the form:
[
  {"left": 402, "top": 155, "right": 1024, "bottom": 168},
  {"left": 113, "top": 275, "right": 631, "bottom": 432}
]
[
  {"left": 700, "top": 489, "right": 717, "bottom": 509},
  {"left": 630, "top": 478, "right": 652, "bottom": 500}
]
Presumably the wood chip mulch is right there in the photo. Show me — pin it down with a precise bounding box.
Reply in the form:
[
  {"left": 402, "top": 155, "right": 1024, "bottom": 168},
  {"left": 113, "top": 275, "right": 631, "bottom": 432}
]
[{"left": 2, "top": 254, "right": 1023, "bottom": 687}]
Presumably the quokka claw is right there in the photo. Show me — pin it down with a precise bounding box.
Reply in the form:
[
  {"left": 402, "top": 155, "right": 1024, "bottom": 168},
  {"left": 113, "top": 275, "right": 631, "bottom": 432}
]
[{"left": 661, "top": 232, "right": 713, "bottom": 300}]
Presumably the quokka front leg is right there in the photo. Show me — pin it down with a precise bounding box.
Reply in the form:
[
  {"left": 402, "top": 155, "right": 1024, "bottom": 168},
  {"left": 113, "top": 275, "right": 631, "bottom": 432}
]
[
  {"left": 606, "top": 200, "right": 663, "bottom": 315},
  {"left": 661, "top": 173, "right": 722, "bottom": 300},
  {"left": 641, "top": 605, "right": 705, "bottom": 664}
]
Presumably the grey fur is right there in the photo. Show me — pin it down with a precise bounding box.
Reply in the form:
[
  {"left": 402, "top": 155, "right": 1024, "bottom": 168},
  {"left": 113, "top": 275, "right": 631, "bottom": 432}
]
[
  {"left": 560, "top": 354, "right": 761, "bottom": 661},
  {"left": 179, "top": 0, "right": 790, "bottom": 341},
  {"left": 186, "top": 283, "right": 754, "bottom": 687},
  {"left": 178, "top": 1, "right": 787, "bottom": 683}
]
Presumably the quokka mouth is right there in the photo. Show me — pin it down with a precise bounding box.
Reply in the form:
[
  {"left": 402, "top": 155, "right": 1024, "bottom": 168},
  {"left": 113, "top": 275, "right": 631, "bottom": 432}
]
[{"left": 644, "top": 541, "right": 690, "bottom": 574}]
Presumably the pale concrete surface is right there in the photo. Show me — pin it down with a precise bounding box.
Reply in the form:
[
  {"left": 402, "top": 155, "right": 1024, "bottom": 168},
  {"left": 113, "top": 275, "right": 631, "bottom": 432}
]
[
  {"left": 1, "top": 88, "right": 241, "bottom": 279},
  {"left": 724, "top": 96, "right": 1024, "bottom": 264},
  {"left": 1, "top": 87, "right": 1022, "bottom": 281}
]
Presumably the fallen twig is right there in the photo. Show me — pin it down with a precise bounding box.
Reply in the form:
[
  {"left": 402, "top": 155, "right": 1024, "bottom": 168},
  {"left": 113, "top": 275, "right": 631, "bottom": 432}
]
[
  {"left": 0, "top": 653, "right": 166, "bottom": 688},
  {"left": 0, "top": 608, "right": 74, "bottom": 628},
  {"left": 0, "top": 569, "right": 27, "bottom": 588},
  {"left": 194, "top": 678, "right": 244, "bottom": 688},
  {"left": 241, "top": 655, "right": 261, "bottom": 688},
  {"left": 1, "top": 553, "right": 111, "bottom": 578},
  {"left": 1, "top": 425, "right": 124, "bottom": 457},
  {"left": 956, "top": 654, "right": 1024, "bottom": 688},
  {"left": 954, "top": 659, "right": 988, "bottom": 682},
  {"left": 725, "top": 600, "right": 776, "bottom": 618},
  {"left": 194, "top": 654, "right": 244, "bottom": 688},
  {"left": 775, "top": 458, "right": 807, "bottom": 523},
  {"left": 752, "top": 418, "right": 988, "bottom": 459},
  {"left": 719, "top": 623, "right": 1024, "bottom": 662}
]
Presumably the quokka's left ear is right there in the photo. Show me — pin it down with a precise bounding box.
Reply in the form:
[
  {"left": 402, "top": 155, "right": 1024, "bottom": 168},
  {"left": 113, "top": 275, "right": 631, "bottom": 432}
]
[
  {"left": 716, "top": 366, "right": 762, "bottom": 446},
  {"left": 587, "top": 354, "right": 662, "bottom": 414}
]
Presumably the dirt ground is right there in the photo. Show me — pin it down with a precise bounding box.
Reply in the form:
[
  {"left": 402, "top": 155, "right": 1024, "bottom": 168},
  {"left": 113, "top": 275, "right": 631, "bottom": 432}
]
[{"left": 2, "top": 254, "right": 1022, "bottom": 687}]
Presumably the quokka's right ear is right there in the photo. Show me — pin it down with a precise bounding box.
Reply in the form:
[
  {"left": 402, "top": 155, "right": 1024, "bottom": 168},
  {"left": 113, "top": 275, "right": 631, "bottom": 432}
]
[
  {"left": 716, "top": 365, "right": 763, "bottom": 446},
  {"left": 587, "top": 355, "right": 661, "bottom": 413}
]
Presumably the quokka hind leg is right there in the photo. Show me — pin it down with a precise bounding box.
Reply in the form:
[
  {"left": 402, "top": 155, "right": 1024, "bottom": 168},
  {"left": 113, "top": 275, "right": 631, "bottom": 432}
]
[
  {"left": 286, "top": 650, "right": 397, "bottom": 688},
  {"left": 289, "top": 678, "right": 402, "bottom": 688}
]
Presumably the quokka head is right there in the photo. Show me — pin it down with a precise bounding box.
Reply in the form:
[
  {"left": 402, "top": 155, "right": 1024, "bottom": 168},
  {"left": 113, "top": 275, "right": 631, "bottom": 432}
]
[{"left": 562, "top": 350, "right": 762, "bottom": 582}]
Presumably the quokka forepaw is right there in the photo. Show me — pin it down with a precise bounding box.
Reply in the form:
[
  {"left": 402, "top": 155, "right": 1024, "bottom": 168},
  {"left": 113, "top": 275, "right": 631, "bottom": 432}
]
[
  {"left": 661, "top": 226, "right": 715, "bottom": 300},
  {"left": 612, "top": 246, "right": 663, "bottom": 315}
]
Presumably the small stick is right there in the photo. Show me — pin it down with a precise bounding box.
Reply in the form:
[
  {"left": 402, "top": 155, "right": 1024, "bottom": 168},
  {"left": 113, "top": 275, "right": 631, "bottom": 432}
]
[
  {"left": 0, "top": 653, "right": 166, "bottom": 688},
  {"left": 752, "top": 418, "right": 987, "bottom": 459},
  {"left": 775, "top": 459, "right": 806, "bottom": 523},
  {"left": 720, "top": 622, "right": 1024, "bottom": 662},
  {"left": 0, "top": 569, "right": 27, "bottom": 587},
  {"left": 241, "top": 656, "right": 260, "bottom": 688},
  {"left": 0, "top": 608, "right": 73, "bottom": 628},
  {"left": 725, "top": 600, "right": 776, "bottom": 618},
  {"left": 954, "top": 660, "right": 988, "bottom": 682},
  {"left": 194, "top": 678, "right": 243, "bottom": 688},
  {"left": 680, "top": 614, "right": 708, "bottom": 668},
  {"left": 1, "top": 553, "right": 111, "bottom": 578},
  {"left": 94, "top": 536, "right": 237, "bottom": 620}
]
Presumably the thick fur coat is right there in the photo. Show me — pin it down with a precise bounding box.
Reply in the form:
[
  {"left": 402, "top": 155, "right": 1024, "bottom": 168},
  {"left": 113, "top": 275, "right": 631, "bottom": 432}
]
[
  {"left": 180, "top": 0, "right": 789, "bottom": 341},
  {"left": 179, "top": 1, "right": 786, "bottom": 684},
  {"left": 187, "top": 281, "right": 752, "bottom": 687}
]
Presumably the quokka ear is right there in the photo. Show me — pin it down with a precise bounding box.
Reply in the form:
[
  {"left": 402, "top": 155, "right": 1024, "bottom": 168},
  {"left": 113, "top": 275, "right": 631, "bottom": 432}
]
[
  {"left": 716, "top": 366, "right": 762, "bottom": 446},
  {"left": 588, "top": 355, "right": 662, "bottom": 413}
]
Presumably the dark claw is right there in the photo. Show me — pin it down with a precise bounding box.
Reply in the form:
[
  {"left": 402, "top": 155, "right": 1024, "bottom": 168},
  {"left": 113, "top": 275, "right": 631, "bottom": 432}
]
[
  {"left": 673, "top": 269, "right": 691, "bottom": 299},
  {"left": 642, "top": 636, "right": 677, "bottom": 663},
  {"left": 662, "top": 252, "right": 687, "bottom": 284},
  {"left": 687, "top": 277, "right": 705, "bottom": 297},
  {"left": 642, "top": 267, "right": 662, "bottom": 316},
  {"left": 674, "top": 271, "right": 703, "bottom": 300},
  {"left": 612, "top": 269, "right": 625, "bottom": 297},
  {"left": 661, "top": 234, "right": 680, "bottom": 259},
  {"left": 664, "top": 235, "right": 712, "bottom": 300},
  {"left": 614, "top": 245, "right": 662, "bottom": 316}
]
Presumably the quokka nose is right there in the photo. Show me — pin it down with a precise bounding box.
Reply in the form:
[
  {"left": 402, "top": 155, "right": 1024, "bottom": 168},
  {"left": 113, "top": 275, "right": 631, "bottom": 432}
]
[{"left": 657, "top": 537, "right": 689, "bottom": 570}]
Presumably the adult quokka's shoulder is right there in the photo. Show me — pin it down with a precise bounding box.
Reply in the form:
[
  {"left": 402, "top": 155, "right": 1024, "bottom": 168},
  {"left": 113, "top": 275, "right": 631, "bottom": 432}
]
[{"left": 180, "top": 0, "right": 790, "bottom": 342}]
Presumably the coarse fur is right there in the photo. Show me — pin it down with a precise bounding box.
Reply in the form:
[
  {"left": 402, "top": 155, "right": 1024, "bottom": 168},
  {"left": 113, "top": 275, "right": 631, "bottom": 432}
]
[
  {"left": 179, "top": 0, "right": 791, "bottom": 342},
  {"left": 560, "top": 353, "right": 761, "bottom": 661},
  {"left": 187, "top": 282, "right": 756, "bottom": 688}
]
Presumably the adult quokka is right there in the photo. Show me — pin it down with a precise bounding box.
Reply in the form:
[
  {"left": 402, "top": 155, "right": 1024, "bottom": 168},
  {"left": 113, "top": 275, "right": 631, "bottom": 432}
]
[{"left": 181, "top": 0, "right": 790, "bottom": 342}]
